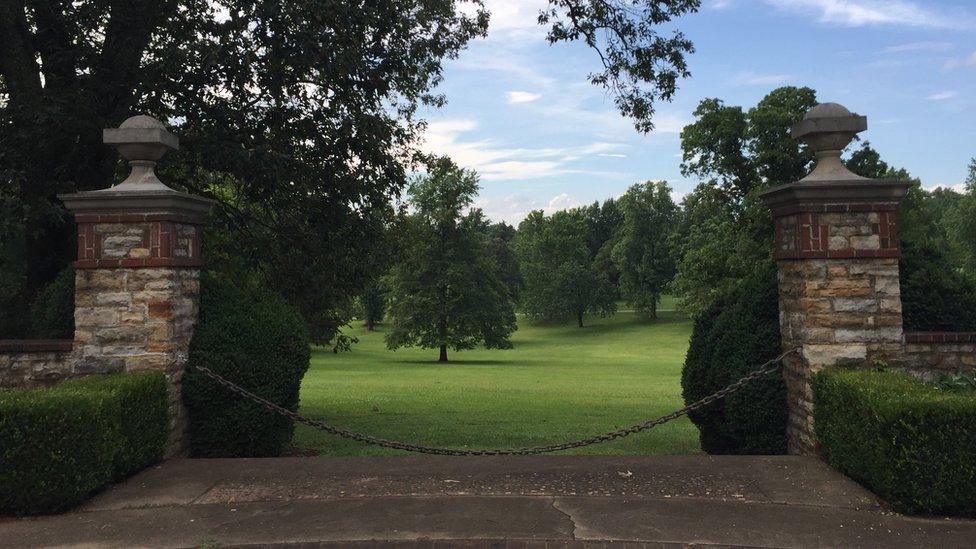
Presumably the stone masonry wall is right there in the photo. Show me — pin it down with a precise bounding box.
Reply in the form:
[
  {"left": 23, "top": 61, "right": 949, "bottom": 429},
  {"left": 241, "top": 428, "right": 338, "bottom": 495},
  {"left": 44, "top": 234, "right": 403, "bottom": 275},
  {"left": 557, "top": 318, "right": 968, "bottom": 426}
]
[
  {"left": 73, "top": 266, "right": 200, "bottom": 455},
  {"left": 0, "top": 341, "right": 74, "bottom": 388},
  {"left": 899, "top": 332, "right": 976, "bottom": 381}
]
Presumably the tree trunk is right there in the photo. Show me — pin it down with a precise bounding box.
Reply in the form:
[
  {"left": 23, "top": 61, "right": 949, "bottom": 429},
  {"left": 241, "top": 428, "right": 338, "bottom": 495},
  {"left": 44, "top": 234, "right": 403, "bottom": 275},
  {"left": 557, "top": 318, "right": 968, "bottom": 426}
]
[
  {"left": 365, "top": 319, "right": 374, "bottom": 331},
  {"left": 577, "top": 309, "right": 584, "bottom": 328},
  {"left": 651, "top": 299, "right": 658, "bottom": 319},
  {"left": 438, "top": 312, "right": 448, "bottom": 362}
]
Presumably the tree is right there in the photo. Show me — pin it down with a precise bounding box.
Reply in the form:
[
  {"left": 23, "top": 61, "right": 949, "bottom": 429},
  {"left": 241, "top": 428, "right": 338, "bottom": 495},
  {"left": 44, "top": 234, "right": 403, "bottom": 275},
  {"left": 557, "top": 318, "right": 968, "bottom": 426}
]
[
  {"left": 384, "top": 158, "right": 516, "bottom": 362},
  {"left": 471, "top": 215, "right": 522, "bottom": 304},
  {"left": 672, "top": 87, "right": 817, "bottom": 316},
  {"left": 540, "top": 0, "right": 702, "bottom": 133},
  {"left": 359, "top": 282, "right": 386, "bottom": 331},
  {"left": 516, "top": 210, "right": 616, "bottom": 327},
  {"left": 0, "top": 0, "right": 704, "bottom": 341},
  {"left": 581, "top": 198, "right": 625, "bottom": 293},
  {"left": 0, "top": 0, "right": 489, "bottom": 343},
  {"left": 613, "top": 181, "right": 679, "bottom": 317}
]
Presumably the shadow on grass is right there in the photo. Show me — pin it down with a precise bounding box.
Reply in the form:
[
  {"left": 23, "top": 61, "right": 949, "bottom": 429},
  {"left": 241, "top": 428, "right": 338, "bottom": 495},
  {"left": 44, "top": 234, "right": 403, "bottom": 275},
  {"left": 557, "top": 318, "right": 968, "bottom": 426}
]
[{"left": 399, "top": 358, "right": 510, "bottom": 366}]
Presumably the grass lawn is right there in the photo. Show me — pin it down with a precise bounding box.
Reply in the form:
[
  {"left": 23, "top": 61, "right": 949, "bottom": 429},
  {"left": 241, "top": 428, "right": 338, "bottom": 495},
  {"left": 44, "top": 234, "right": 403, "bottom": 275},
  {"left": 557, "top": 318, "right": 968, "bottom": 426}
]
[{"left": 294, "top": 300, "right": 701, "bottom": 456}]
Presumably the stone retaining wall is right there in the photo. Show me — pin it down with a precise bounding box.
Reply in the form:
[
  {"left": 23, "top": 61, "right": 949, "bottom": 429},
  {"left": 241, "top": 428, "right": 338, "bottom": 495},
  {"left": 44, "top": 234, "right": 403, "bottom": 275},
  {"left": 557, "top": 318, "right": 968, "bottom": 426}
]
[
  {"left": 0, "top": 340, "right": 74, "bottom": 388},
  {"left": 899, "top": 332, "right": 976, "bottom": 380}
]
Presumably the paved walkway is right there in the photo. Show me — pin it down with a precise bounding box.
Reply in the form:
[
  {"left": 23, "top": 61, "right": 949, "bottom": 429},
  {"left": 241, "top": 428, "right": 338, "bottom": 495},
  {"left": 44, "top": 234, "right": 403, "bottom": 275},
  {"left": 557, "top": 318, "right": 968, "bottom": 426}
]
[{"left": 3, "top": 455, "right": 976, "bottom": 547}]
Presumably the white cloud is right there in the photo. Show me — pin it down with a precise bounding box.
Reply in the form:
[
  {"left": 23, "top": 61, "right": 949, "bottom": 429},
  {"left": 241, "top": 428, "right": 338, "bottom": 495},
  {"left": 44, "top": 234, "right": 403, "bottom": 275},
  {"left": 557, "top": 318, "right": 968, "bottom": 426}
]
[
  {"left": 927, "top": 91, "right": 958, "bottom": 101},
  {"left": 765, "top": 0, "right": 973, "bottom": 29},
  {"left": 924, "top": 183, "right": 967, "bottom": 193},
  {"left": 882, "top": 41, "right": 954, "bottom": 53},
  {"left": 506, "top": 91, "right": 542, "bottom": 104},
  {"left": 545, "top": 193, "right": 582, "bottom": 213},
  {"left": 942, "top": 51, "right": 976, "bottom": 71},
  {"left": 598, "top": 153, "right": 628, "bottom": 158},
  {"left": 421, "top": 118, "right": 629, "bottom": 181},
  {"left": 731, "top": 71, "right": 793, "bottom": 86},
  {"left": 471, "top": 192, "right": 583, "bottom": 225},
  {"left": 710, "top": 0, "right": 733, "bottom": 9}
]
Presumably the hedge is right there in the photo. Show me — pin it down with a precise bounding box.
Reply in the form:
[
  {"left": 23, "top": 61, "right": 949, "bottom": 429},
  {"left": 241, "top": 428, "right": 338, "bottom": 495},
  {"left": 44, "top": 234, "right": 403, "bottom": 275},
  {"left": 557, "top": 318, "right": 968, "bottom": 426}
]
[
  {"left": 182, "top": 272, "right": 310, "bottom": 457},
  {"left": 0, "top": 372, "right": 168, "bottom": 516},
  {"left": 681, "top": 259, "right": 787, "bottom": 454},
  {"left": 29, "top": 266, "right": 75, "bottom": 339},
  {"left": 813, "top": 368, "right": 976, "bottom": 516}
]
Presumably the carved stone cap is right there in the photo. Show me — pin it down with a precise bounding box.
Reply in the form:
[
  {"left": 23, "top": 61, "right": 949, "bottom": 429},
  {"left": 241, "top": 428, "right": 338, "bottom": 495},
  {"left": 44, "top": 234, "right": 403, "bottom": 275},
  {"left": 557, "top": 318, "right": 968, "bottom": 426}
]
[
  {"left": 761, "top": 103, "right": 911, "bottom": 209},
  {"left": 761, "top": 178, "right": 912, "bottom": 211},
  {"left": 60, "top": 114, "right": 215, "bottom": 222}
]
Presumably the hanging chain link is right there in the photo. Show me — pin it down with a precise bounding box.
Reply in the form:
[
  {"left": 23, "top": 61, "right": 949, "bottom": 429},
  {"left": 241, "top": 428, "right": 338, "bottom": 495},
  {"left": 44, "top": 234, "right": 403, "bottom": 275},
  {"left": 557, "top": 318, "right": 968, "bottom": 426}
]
[{"left": 190, "top": 347, "right": 799, "bottom": 456}]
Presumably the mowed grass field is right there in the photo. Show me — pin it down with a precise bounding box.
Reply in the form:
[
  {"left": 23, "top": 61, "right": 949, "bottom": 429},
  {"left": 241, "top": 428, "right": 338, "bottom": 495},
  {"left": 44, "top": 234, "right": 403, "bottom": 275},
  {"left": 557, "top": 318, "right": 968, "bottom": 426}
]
[{"left": 293, "top": 298, "right": 701, "bottom": 456}]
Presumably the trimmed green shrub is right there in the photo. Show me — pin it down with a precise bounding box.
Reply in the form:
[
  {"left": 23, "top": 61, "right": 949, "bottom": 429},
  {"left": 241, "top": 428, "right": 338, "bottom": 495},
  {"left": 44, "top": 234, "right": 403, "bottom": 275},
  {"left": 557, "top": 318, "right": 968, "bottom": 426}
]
[
  {"left": 900, "top": 241, "right": 976, "bottom": 332},
  {"left": 0, "top": 372, "right": 168, "bottom": 516},
  {"left": 681, "top": 259, "right": 787, "bottom": 454},
  {"left": 182, "top": 272, "right": 311, "bottom": 457},
  {"left": 69, "top": 373, "right": 168, "bottom": 479},
  {"left": 813, "top": 368, "right": 976, "bottom": 516},
  {"left": 29, "top": 266, "right": 75, "bottom": 339}
]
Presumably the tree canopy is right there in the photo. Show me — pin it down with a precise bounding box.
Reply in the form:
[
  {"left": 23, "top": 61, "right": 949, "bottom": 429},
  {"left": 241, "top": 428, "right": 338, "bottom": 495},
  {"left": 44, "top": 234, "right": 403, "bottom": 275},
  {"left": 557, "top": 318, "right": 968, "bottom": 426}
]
[
  {"left": 612, "top": 181, "right": 679, "bottom": 317},
  {"left": 384, "top": 158, "right": 516, "bottom": 362},
  {"left": 516, "top": 209, "right": 616, "bottom": 327},
  {"left": 1, "top": 0, "right": 704, "bottom": 342}
]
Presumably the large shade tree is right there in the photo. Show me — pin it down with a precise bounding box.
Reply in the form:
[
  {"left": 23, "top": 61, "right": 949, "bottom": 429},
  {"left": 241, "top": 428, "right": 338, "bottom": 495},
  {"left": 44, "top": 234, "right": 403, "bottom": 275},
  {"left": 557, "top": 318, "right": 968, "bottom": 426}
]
[
  {"left": 384, "top": 158, "right": 516, "bottom": 362},
  {"left": 0, "top": 0, "right": 703, "bottom": 341},
  {"left": 516, "top": 209, "right": 616, "bottom": 327},
  {"left": 671, "top": 86, "right": 818, "bottom": 315},
  {"left": 613, "top": 181, "right": 679, "bottom": 317}
]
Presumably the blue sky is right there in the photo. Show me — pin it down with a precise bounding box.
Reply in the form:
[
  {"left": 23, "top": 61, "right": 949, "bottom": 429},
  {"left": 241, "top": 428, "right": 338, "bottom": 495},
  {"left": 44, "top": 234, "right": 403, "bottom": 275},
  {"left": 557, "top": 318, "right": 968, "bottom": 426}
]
[{"left": 419, "top": 0, "right": 976, "bottom": 224}]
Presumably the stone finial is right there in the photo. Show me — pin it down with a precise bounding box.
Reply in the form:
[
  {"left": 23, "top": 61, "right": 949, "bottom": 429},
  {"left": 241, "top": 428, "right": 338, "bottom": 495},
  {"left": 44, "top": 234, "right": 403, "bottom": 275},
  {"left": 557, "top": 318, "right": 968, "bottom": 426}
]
[
  {"left": 103, "top": 115, "right": 179, "bottom": 191},
  {"left": 792, "top": 103, "right": 867, "bottom": 182}
]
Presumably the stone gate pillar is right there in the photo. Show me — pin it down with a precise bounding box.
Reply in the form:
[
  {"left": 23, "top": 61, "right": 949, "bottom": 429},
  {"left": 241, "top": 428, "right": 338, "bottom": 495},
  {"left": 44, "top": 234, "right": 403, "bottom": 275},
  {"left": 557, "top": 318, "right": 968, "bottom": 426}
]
[
  {"left": 760, "top": 104, "right": 911, "bottom": 455},
  {"left": 59, "top": 115, "right": 215, "bottom": 456}
]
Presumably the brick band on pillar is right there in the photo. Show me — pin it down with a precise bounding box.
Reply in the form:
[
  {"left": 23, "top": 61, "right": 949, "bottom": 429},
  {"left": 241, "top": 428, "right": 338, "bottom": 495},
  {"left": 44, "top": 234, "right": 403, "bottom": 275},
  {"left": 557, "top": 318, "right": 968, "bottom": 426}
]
[
  {"left": 59, "top": 115, "right": 215, "bottom": 456},
  {"left": 760, "top": 103, "right": 911, "bottom": 455}
]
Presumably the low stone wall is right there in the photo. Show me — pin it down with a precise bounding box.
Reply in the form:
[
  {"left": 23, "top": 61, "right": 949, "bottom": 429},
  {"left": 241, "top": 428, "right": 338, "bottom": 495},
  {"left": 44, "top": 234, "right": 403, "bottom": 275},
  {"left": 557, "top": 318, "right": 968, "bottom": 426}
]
[
  {"left": 0, "top": 340, "right": 74, "bottom": 388},
  {"left": 900, "top": 332, "right": 976, "bottom": 381}
]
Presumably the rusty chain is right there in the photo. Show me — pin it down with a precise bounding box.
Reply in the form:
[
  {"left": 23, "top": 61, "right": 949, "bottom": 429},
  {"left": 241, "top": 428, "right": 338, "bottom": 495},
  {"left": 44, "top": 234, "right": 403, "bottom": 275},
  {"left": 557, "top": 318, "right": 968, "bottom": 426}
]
[{"left": 191, "top": 347, "right": 799, "bottom": 456}]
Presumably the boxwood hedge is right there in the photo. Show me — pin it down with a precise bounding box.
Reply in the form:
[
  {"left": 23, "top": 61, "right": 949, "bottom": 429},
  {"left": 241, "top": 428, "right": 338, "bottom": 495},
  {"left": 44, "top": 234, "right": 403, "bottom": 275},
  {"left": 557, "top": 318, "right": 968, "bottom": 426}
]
[
  {"left": 813, "top": 368, "right": 976, "bottom": 516},
  {"left": 680, "top": 260, "right": 787, "bottom": 455},
  {"left": 182, "top": 273, "right": 310, "bottom": 457},
  {"left": 0, "top": 372, "right": 168, "bottom": 516}
]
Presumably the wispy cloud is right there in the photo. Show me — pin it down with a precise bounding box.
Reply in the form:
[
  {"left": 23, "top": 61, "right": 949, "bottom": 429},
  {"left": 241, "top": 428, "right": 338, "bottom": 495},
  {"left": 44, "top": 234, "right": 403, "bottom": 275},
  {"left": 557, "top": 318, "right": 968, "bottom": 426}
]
[
  {"left": 765, "top": 0, "right": 973, "bottom": 29},
  {"left": 882, "top": 41, "right": 954, "bottom": 53},
  {"left": 506, "top": 91, "right": 542, "bottom": 104},
  {"left": 421, "top": 118, "right": 630, "bottom": 181},
  {"left": 927, "top": 91, "right": 959, "bottom": 101},
  {"left": 942, "top": 51, "right": 976, "bottom": 71},
  {"left": 731, "top": 71, "right": 793, "bottom": 86},
  {"left": 710, "top": 0, "right": 733, "bottom": 9}
]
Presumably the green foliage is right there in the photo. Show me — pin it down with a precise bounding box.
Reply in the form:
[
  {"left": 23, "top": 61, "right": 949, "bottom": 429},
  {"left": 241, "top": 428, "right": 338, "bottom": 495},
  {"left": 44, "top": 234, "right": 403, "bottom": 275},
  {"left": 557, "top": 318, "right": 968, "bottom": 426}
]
[
  {"left": 475, "top": 217, "right": 522, "bottom": 303},
  {"left": 897, "top": 183, "right": 976, "bottom": 331},
  {"left": 673, "top": 87, "right": 815, "bottom": 316},
  {"left": 935, "top": 368, "right": 976, "bottom": 394},
  {"left": 69, "top": 373, "right": 169, "bottom": 479},
  {"left": 0, "top": 0, "right": 490, "bottom": 346},
  {"left": 359, "top": 282, "right": 386, "bottom": 331},
  {"left": 539, "top": 1, "right": 701, "bottom": 133},
  {"left": 385, "top": 158, "right": 517, "bottom": 362},
  {"left": 813, "top": 368, "right": 976, "bottom": 516},
  {"left": 183, "top": 272, "right": 311, "bottom": 457},
  {"left": 680, "top": 260, "right": 787, "bottom": 454},
  {"left": 29, "top": 266, "right": 75, "bottom": 339},
  {"left": 516, "top": 209, "right": 616, "bottom": 327},
  {"left": 0, "top": 373, "right": 167, "bottom": 516},
  {"left": 613, "top": 181, "right": 679, "bottom": 317}
]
